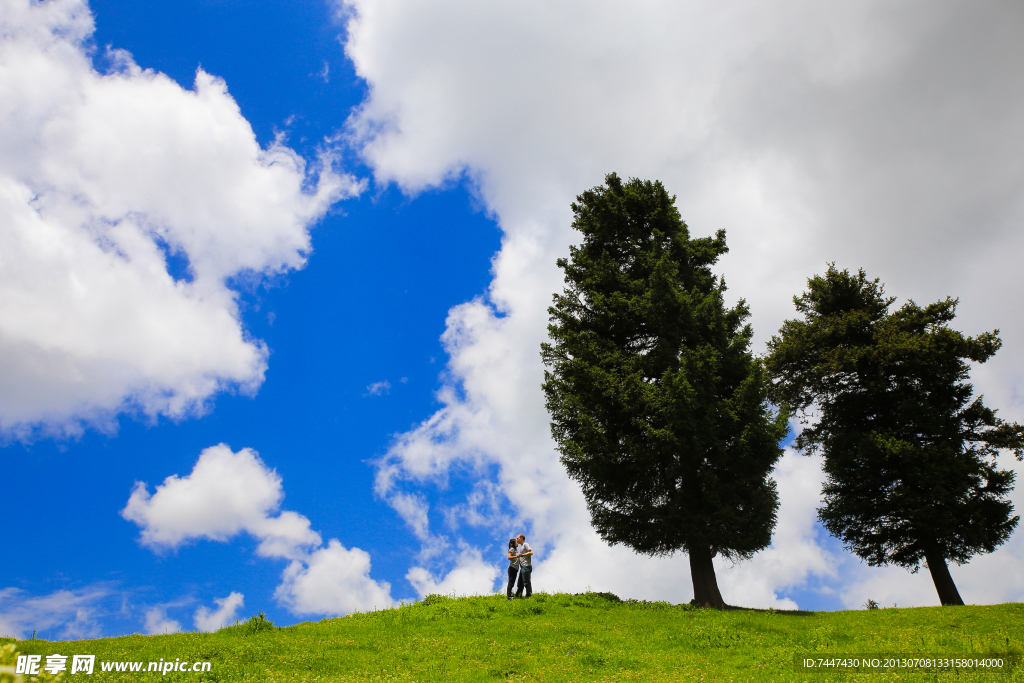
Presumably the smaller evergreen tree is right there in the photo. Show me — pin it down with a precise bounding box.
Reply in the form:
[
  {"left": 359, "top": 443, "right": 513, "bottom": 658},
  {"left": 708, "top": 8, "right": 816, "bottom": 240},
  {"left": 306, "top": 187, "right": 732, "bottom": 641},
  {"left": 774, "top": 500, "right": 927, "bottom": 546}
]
[
  {"left": 542, "top": 174, "right": 788, "bottom": 608},
  {"left": 766, "top": 265, "right": 1024, "bottom": 605}
]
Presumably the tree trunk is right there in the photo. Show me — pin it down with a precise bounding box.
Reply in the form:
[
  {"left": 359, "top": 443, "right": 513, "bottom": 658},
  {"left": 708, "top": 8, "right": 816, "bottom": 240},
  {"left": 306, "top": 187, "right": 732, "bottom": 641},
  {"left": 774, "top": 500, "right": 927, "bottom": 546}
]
[
  {"left": 689, "top": 544, "right": 726, "bottom": 609},
  {"left": 924, "top": 547, "right": 965, "bottom": 606}
]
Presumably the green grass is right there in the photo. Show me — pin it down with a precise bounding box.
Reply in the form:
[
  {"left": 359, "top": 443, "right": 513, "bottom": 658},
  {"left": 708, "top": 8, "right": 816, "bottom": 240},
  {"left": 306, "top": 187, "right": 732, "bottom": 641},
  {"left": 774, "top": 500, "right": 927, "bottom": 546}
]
[{"left": 2, "top": 593, "right": 1021, "bottom": 682}]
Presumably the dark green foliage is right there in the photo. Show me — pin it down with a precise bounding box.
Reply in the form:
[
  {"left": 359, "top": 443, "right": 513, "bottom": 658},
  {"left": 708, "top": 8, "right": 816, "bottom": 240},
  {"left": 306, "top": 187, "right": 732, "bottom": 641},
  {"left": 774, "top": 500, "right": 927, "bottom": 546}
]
[
  {"left": 420, "top": 594, "right": 451, "bottom": 607},
  {"left": 240, "top": 611, "right": 276, "bottom": 635},
  {"left": 766, "top": 265, "right": 1024, "bottom": 604},
  {"left": 541, "top": 174, "right": 787, "bottom": 605}
]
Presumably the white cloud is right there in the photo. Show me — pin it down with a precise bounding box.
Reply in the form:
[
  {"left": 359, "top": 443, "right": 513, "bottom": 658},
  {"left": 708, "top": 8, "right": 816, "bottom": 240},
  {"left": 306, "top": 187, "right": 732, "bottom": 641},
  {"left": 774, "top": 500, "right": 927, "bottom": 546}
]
[
  {"left": 143, "top": 607, "right": 181, "bottom": 635},
  {"left": 124, "top": 444, "right": 394, "bottom": 616},
  {"left": 122, "top": 444, "right": 322, "bottom": 560},
  {"left": 443, "top": 480, "right": 512, "bottom": 533},
  {"left": 365, "top": 380, "right": 391, "bottom": 396},
  {"left": 388, "top": 491, "right": 430, "bottom": 541},
  {"left": 0, "top": 586, "right": 110, "bottom": 639},
  {"left": 194, "top": 592, "right": 245, "bottom": 632},
  {"left": 0, "top": 0, "right": 361, "bottom": 438},
  {"left": 276, "top": 540, "right": 394, "bottom": 614},
  {"left": 406, "top": 547, "right": 498, "bottom": 598},
  {"left": 341, "top": 0, "right": 1024, "bottom": 607}
]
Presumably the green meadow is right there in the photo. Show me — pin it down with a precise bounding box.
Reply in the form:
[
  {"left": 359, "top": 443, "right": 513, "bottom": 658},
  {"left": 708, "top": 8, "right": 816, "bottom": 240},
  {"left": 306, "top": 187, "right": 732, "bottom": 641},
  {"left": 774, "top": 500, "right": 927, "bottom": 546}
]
[{"left": 2, "top": 593, "right": 1021, "bottom": 682}]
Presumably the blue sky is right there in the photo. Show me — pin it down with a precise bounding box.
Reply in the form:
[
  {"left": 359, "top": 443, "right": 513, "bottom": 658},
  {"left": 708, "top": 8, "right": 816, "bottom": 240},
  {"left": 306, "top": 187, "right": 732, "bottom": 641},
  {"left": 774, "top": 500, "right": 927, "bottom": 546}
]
[{"left": 3, "top": 0, "right": 1024, "bottom": 638}]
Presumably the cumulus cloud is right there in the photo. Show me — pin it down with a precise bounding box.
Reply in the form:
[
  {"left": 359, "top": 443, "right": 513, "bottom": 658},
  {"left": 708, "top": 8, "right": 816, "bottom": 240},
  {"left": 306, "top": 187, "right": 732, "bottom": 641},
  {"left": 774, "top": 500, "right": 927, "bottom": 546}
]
[
  {"left": 143, "top": 607, "right": 181, "bottom": 635},
  {"left": 124, "top": 444, "right": 394, "bottom": 616},
  {"left": 275, "top": 540, "right": 394, "bottom": 614},
  {"left": 122, "top": 444, "right": 322, "bottom": 560},
  {"left": 405, "top": 547, "right": 498, "bottom": 598},
  {"left": 194, "top": 592, "right": 244, "bottom": 632},
  {"left": 0, "top": 586, "right": 110, "bottom": 639},
  {"left": 0, "top": 0, "right": 361, "bottom": 437},
  {"left": 365, "top": 380, "right": 391, "bottom": 396},
  {"left": 341, "top": 0, "right": 1024, "bottom": 606}
]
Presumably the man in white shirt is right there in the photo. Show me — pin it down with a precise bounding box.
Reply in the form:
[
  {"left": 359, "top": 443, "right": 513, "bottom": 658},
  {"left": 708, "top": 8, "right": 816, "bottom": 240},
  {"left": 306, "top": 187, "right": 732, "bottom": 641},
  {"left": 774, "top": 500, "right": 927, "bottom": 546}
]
[{"left": 514, "top": 534, "right": 533, "bottom": 598}]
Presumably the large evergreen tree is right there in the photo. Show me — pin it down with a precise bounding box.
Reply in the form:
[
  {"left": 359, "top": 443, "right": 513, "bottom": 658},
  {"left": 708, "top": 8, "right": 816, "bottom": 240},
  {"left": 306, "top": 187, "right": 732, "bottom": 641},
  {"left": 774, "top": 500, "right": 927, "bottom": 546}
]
[
  {"left": 541, "top": 174, "right": 788, "bottom": 608},
  {"left": 766, "top": 266, "right": 1024, "bottom": 605}
]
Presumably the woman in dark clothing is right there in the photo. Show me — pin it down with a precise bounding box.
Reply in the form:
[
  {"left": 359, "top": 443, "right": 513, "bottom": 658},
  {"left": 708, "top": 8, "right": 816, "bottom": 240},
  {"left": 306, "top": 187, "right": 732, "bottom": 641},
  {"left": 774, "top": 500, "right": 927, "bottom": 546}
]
[{"left": 506, "top": 538, "right": 519, "bottom": 600}]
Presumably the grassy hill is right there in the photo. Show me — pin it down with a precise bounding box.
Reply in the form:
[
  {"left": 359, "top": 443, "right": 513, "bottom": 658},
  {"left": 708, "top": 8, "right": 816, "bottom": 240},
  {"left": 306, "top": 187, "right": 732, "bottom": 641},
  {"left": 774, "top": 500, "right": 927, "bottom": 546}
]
[{"left": 1, "top": 592, "right": 1021, "bottom": 682}]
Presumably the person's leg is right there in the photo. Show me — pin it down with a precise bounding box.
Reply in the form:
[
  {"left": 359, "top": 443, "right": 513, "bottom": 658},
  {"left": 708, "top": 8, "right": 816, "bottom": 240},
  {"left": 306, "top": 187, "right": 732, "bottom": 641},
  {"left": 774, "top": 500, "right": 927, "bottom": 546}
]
[
  {"left": 507, "top": 567, "right": 518, "bottom": 599},
  {"left": 522, "top": 567, "right": 532, "bottom": 597},
  {"left": 515, "top": 568, "right": 524, "bottom": 597}
]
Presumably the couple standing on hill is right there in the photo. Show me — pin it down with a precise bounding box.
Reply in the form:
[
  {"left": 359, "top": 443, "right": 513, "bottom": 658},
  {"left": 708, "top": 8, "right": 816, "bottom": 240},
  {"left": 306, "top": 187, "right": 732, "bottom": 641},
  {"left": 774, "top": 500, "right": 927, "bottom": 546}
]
[{"left": 506, "top": 534, "right": 533, "bottom": 600}]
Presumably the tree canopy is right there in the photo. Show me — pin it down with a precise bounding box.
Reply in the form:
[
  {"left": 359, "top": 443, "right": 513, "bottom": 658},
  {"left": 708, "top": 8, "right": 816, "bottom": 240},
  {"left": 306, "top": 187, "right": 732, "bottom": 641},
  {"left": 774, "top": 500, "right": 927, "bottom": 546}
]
[
  {"left": 766, "top": 265, "right": 1024, "bottom": 605},
  {"left": 541, "top": 174, "right": 787, "bottom": 608}
]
